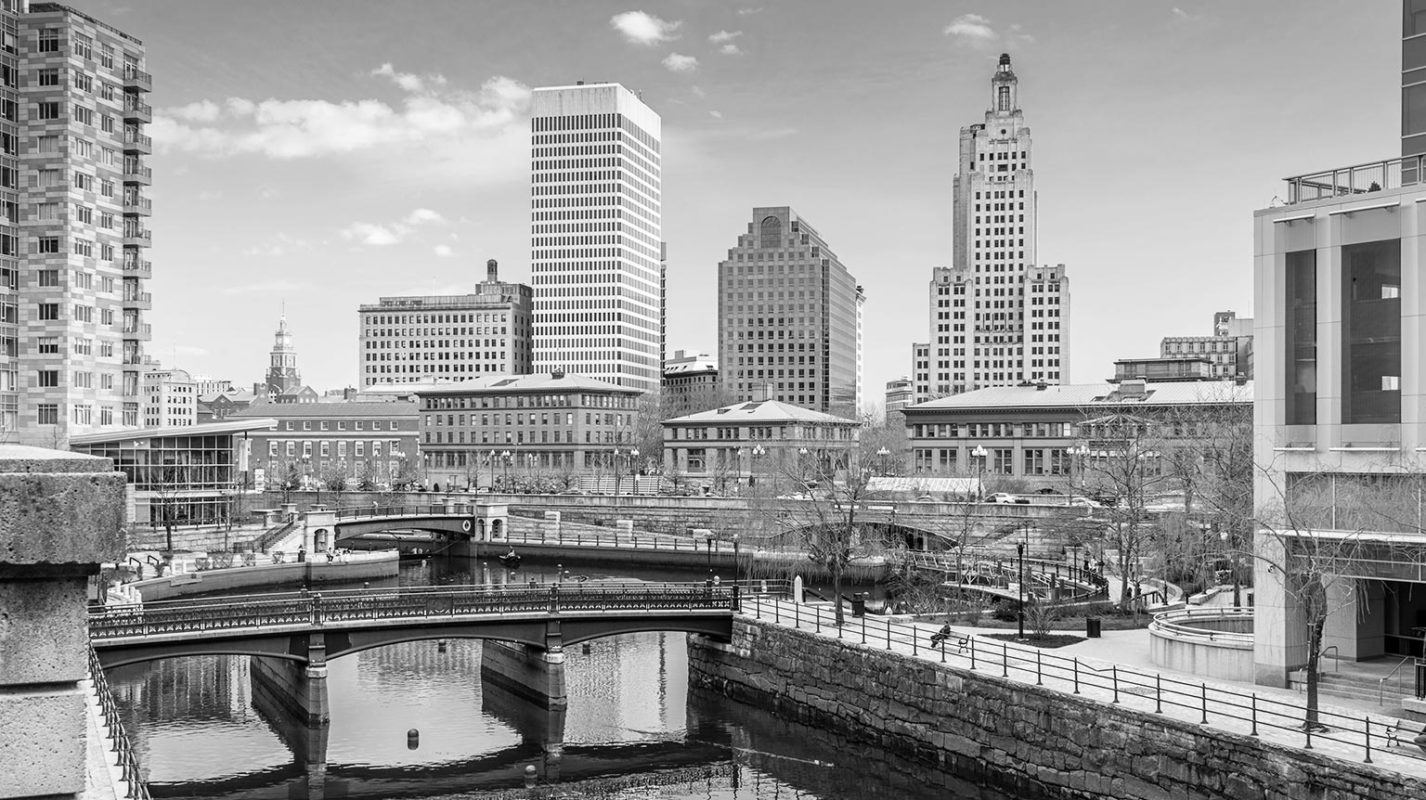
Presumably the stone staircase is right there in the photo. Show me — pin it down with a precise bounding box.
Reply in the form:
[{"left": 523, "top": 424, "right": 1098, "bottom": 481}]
[{"left": 1289, "top": 656, "right": 1421, "bottom": 711}]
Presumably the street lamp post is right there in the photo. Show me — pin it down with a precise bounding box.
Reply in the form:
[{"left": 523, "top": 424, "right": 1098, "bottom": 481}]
[
  {"left": 972, "top": 445, "right": 988, "bottom": 500},
  {"left": 1067, "top": 443, "right": 1089, "bottom": 504},
  {"left": 501, "top": 450, "right": 511, "bottom": 490},
  {"left": 1016, "top": 541, "right": 1026, "bottom": 640},
  {"left": 1220, "top": 527, "right": 1242, "bottom": 608},
  {"left": 750, "top": 444, "right": 765, "bottom": 488},
  {"left": 487, "top": 450, "right": 496, "bottom": 492},
  {"left": 876, "top": 446, "right": 890, "bottom": 476}
]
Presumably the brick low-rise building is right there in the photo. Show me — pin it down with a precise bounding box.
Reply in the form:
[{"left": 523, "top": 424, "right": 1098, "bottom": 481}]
[
  {"left": 231, "top": 401, "right": 421, "bottom": 491},
  {"left": 662, "top": 398, "right": 860, "bottom": 491},
  {"left": 415, "top": 371, "right": 644, "bottom": 491}
]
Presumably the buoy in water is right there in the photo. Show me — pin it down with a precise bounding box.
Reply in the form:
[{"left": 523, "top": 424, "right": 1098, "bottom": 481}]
[
  {"left": 524, "top": 764, "right": 537, "bottom": 788},
  {"left": 407, "top": 729, "right": 419, "bottom": 749}
]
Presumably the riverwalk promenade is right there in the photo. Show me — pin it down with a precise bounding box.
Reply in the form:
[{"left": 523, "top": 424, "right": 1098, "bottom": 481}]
[{"left": 732, "top": 594, "right": 1426, "bottom": 783}]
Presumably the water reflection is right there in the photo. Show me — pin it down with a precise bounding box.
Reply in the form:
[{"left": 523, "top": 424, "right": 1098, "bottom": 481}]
[{"left": 106, "top": 555, "right": 1069, "bottom": 799}]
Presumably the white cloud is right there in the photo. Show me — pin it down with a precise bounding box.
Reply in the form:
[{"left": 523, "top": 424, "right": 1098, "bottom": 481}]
[
  {"left": 709, "top": 110, "right": 723, "bottom": 119},
  {"left": 663, "top": 53, "right": 698, "bottom": 72},
  {"left": 341, "top": 222, "right": 403, "bottom": 246},
  {"left": 943, "top": 14, "right": 1033, "bottom": 49},
  {"left": 718, "top": 43, "right": 743, "bottom": 55},
  {"left": 943, "top": 13, "right": 997, "bottom": 43},
  {"left": 709, "top": 30, "right": 741, "bottom": 44},
  {"left": 151, "top": 70, "right": 531, "bottom": 164},
  {"left": 341, "top": 207, "right": 447, "bottom": 247},
  {"left": 691, "top": 85, "right": 707, "bottom": 98},
  {"left": 405, "top": 208, "right": 445, "bottom": 225},
  {"left": 610, "top": 11, "right": 681, "bottom": 45},
  {"left": 736, "top": 7, "right": 763, "bottom": 15},
  {"left": 371, "top": 62, "right": 447, "bottom": 93},
  {"left": 433, "top": 244, "right": 454, "bottom": 257},
  {"left": 1171, "top": 7, "right": 1191, "bottom": 20},
  {"left": 168, "top": 100, "right": 221, "bottom": 123}
]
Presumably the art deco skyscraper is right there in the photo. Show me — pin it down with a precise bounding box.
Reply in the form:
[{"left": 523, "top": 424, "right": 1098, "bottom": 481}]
[
  {"left": 8, "top": 3, "right": 152, "bottom": 445},
  {"left": 717, "top": 206, "right": 863, "bottom": 417},
  {"left": 914, "top": 54, "right": 1068, "bottom": 402},
  {"left": 529, "top": 82, "right": 662, "bottom": 392}
]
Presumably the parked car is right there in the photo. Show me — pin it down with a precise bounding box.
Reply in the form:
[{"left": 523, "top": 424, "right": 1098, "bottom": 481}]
[
  {"left": 987, "top": 492, "right": 1030, "bottom": 505},
  {"left": 1068, "top": 496, "right": 1104, "bottom": 508}
]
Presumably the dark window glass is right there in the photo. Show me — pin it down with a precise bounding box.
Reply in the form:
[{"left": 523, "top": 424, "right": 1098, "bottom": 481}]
[
  {"left": 1406, "top": 35, "right": 1426, "bottom": 72},
  {"left": 1404, "top": 83, "right": 1426, "bottom": 140},
  {"left": 1285, "top": 249, "right": 1317, "bottom": 426},
  {"left": 1406, "top": 0, "right": 1426, "bottom": 37},
  {"left": 1341, "top": 239, "right": 1401, "bottom": 424},
  {"left": 759, "top": 216, "right": 781, "bottom": 249}
]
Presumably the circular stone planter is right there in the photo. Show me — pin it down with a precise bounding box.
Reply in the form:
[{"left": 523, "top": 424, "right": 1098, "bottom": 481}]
[{"left": 1148, "top": 607, "right": 1254, "bottom": 682}]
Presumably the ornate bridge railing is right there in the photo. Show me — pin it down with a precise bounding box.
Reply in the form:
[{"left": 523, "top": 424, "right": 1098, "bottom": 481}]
[
  {"left": 334, "top": 505, "right": 471, "bottom": 520},
  {"left": 88, "top": 581, "right": 781, "bottom": 641}
]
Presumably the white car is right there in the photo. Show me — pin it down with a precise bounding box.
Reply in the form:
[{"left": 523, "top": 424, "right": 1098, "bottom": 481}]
[
  {"left": 987, "top": 492, "right": 1029, "bottom": 504},
  {"left": 1068, "top": 496, "right": 1104, "bottom": 508}
]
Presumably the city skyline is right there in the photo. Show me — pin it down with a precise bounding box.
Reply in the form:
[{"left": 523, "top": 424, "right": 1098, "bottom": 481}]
[{"left": 65, "top": 0, "right": 1397, "bottom": 405}]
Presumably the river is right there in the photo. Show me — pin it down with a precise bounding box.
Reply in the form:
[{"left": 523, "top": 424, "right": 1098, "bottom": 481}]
[{"left": 107, "top": 555, "right": 1070, "bottom": 799}]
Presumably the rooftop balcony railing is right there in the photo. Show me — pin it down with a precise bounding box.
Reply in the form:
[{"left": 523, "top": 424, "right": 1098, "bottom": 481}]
[{"left": 1282, "top": 155, "right": 1426, "bottom": 205}]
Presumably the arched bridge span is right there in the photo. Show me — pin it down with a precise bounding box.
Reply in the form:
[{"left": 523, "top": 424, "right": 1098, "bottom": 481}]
[{"left": 89, "top": 582, "right": 742, "bottom": 669}]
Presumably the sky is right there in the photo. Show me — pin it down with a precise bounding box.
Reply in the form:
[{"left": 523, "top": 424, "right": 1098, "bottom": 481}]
[{"left": 66, "top": 0, "right": 1399, "bottom": 408}]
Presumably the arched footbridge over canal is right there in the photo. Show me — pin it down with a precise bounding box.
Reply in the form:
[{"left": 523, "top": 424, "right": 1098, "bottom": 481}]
[{"left": 89, "top": 581, "right": 746, "bottom": 670}]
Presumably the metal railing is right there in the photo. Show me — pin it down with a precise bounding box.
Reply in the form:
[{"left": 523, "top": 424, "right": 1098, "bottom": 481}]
[
  {"left": 89, "top": 581, "right": 778, "bottom": 640},
  {"left": 1283, "top": 155, "right": 1426, "bottom": 204},
  {"left": 1380, "top": 656, "right": 1417, "bottom": 707},
  {"left": 1149, "top": 607, "right": 1253, "bottom": 646},
  {"left": 336, "top": 504, "right": 466, "bottom": 519},
  {"left": 86, "top": 646, "right": 151, "bottom": 799},
  {"left": 740, "top": 597, "right": 1426, "bottom": 766},
  {"left": 253, "top": 518, "right": 298, "bottom": 552},
  {"left": 901, "top": 551, "right": 1108, "bottom": 599},
  {"left": 504, "top": 526, "right": 742, "bottom": 555}
]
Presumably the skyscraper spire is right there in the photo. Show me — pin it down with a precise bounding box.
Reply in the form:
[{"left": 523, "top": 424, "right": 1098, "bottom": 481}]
[{"left": 914, "top": 53, "right": 1069, "bottom": 402}]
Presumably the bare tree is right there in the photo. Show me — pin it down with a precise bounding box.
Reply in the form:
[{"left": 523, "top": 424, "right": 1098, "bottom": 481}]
[{"left": 1079, "top": 410, "right": 1175, "bottom": 608}]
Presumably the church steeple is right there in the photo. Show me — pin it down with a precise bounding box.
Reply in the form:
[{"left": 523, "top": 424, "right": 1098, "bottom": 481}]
[
  {"left": 991, "top": 53, "right": 1018, "bottom": 114},
  {"left": 266, "top": 315, "right": 302, "bottom": 397}
]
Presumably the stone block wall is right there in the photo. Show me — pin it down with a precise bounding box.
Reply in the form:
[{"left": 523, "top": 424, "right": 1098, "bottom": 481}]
[
  {"left": 690, "top": 619, "right": 1425, "bottom": 800},
  {"left": 0, "top": 446, "right": 127, "bottom": 799}
]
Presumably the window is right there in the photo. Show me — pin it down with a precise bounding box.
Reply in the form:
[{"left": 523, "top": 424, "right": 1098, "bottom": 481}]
[
  {"left": 37, "top": 403, "right": 58, "bottom": 424},
  {"left": 36, "top": 101, "right": 59, "bottom": 120},
  {"left": 37, "top": 30, "right": 59, "bottom": 53},
  {"left": 37, "top": 369, "right": 58, "bottom": 387},
  {"left": 36, "top": 68, "right": 58, "bottom": 86},
  {"left": 37, "top": 269, "right": 59, "bottom": 286},
  {"left": 1341, "top": 239, "right": 1401, "bottom": 424},
  {"left": 38, "top": 302, "right": 59, "bottom": 320},
  {"left": 72, "top": 72, "right": 91, "bottom": 92},
  {"left": 38, "top": 336, "right": 58, "bottom": 353},
  {"left": 72, "top": 105, "right": 92, "bottom": 125},
  {"left": 1285, "top": 249, "right": 1317, "bottom": 426},
  {"left": 37, "top": 237, "right": 59, "bottom": 254}
]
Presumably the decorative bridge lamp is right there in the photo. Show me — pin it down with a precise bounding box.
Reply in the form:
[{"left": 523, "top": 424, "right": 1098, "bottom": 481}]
[{"left": 972, "top": 445, "right": 988, "bottom": 500}]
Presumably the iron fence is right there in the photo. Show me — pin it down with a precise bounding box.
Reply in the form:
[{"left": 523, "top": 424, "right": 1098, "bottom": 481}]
[
  {"left": 741, "top": 596, "right": 1426, "bottom": 767},
  {"left": 89, "top": 581, "right": 788, "bottom": 640},
  {"left": 86, "top": 645, "right": 151, "bottom": 799}
]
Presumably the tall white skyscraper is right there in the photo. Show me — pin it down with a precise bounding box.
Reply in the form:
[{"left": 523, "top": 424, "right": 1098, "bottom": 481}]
[
  {"left": 530, "top": 83, "right": 662, "bottom": 393},
  {"left": 913, "top": 54, "right": 1068, "bottom": 402}
]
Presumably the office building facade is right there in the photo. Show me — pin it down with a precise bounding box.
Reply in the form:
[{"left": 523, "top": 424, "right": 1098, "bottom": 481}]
[
  {"left": 141, "top": 364, "right": 195, "bottom": 428},
  {"left": 1159, "top": 310, "right": 1254, "bottom": 380},
  {"left": 914, "top": 54, "right": 1069, "bottom": 401},
  {"left": 358, "top": 259, "right": 533, "bottom": 387},
  {"left": 529, "top": 83, "right": 662, "bottom": 392},
  {"left": 717, "top": 206, "right": 863, "bottom": 416},
  {"left": 415, "top": 372, "right": 643, "bottom": 490},
  {"left": 9, "top": 3, "right": 152, "bottom": 446},
  {"left": 661, "top": 348, "right": 719, "bottom": 416},
  {"left": 232, "top": 400, "right": 421, "bottom": 492}
]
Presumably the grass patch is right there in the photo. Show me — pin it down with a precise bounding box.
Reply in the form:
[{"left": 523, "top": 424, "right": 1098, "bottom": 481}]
[{"left": 981, "top": 632, "right": 1084, "bottom": 649}]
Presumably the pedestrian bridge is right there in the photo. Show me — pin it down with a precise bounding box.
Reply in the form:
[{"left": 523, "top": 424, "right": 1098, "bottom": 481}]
[
  {"left": 89, "top": 581, "right": 745, "bottom": 669},
  {"left": 328, "top": 503, "right": 491, "bottom": 543}
]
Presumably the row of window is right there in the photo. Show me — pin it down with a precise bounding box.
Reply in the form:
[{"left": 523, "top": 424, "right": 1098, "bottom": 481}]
[{"left": 268, "top": 439, "right": 404, "bottom": 458}]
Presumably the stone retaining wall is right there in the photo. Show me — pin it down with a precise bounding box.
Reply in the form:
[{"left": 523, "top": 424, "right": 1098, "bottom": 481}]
[{"left": 689, "top": 619, "right": 1424, "bottom": 800}]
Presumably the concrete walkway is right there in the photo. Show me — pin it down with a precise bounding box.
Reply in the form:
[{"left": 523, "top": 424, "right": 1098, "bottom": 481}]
[{"left": 746, "top": 596, "right": 1426, "bottom": 778}]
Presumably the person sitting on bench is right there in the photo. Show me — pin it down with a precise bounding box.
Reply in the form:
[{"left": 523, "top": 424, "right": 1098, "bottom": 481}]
[{"left": 929, "top": 622, "right": 954, "bottom": 647}]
